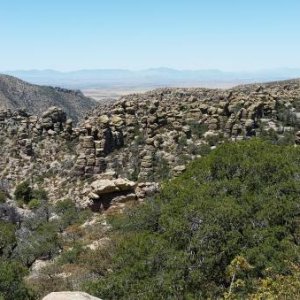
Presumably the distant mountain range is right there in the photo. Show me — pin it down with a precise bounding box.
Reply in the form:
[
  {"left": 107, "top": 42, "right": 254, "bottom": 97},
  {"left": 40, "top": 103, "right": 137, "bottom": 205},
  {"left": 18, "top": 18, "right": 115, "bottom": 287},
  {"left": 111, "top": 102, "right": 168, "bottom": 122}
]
[
  {"left": 0, "top": 75, "right": 96, "bottom": 122},
  {"left": 3, "top": 68, "right": 300, "bottom": 89}
]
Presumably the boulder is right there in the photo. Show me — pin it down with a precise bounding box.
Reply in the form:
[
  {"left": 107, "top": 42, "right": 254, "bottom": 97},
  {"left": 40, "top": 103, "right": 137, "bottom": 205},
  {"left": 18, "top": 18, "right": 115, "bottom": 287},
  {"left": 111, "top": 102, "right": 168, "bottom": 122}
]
[
  {"left": 111, "top": 115, "right": 124, "bottom": 127},
  {"left": 42, "top": 292, "right": 101, "bottom": 300},
  {"left": 90, "top": 178, "right": 136, "bottom": 195},
  {"left": 98, "top": 115, "right": 109, "bottom": 125}
]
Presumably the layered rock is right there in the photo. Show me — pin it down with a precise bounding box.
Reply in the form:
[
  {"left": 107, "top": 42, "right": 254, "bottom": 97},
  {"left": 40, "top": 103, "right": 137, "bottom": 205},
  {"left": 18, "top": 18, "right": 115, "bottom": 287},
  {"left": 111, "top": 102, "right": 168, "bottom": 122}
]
[
  {"left": 81, "top": 174, "right": 158, "bottom": 212},
  {"left": 88, "top": 177, "right": 136, "bottom": 211},
  {"left": 74, "top": 80, "right": 300, "bottom": 183}
]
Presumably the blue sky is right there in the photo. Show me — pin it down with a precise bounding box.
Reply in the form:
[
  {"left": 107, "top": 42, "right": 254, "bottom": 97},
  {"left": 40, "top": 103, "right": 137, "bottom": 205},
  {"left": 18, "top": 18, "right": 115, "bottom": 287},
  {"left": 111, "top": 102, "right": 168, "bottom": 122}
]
[{"left": 1, "top": 0, "right": 300, "bottom": 71}]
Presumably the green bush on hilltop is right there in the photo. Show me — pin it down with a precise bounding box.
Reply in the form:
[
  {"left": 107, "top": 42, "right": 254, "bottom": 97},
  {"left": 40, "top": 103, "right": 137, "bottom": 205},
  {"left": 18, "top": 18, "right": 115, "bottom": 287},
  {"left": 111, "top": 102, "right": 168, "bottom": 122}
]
[
  {"left": 14, "top": 181, "right": 32, "bottom": 204},
  {"left": 85, "top": 139, "right": 300, "bottom": 299},
  {"left": 0, "top": 191, "right": 6, "bottom": 203}
]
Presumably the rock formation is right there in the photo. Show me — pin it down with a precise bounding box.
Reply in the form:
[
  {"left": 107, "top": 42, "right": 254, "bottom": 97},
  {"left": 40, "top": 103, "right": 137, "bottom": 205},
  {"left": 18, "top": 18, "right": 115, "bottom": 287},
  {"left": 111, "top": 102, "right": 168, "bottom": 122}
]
[{"left": 1, "top": 79, "right": 300, "bottom": 212}]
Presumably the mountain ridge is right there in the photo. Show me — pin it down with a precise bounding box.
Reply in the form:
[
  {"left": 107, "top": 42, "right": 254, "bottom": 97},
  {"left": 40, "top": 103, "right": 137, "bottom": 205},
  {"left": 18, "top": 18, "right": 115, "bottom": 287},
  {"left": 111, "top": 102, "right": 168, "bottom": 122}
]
[
  {"left": 4, "top": 68, "right": 300, "bottom": 89},
  {"left": 0, "top": 74, "right": 97, "bottom": 123}
]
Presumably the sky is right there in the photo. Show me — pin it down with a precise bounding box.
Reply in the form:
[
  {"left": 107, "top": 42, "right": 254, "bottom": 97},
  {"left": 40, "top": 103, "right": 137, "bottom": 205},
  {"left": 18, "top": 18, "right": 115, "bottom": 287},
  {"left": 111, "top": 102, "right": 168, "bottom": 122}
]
[{"left": 1, "top": 0, "right": 300, "bottom": 72}]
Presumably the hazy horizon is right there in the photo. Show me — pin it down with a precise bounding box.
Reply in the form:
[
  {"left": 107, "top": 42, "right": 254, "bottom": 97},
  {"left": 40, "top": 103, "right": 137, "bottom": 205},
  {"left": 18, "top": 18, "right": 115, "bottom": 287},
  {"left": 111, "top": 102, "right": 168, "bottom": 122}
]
[
  {"left": 3, "top": 67, "right": 300, "bottom": 73},
  {"left": 3, "top": 67, "right": 300, "bottom": 101}
]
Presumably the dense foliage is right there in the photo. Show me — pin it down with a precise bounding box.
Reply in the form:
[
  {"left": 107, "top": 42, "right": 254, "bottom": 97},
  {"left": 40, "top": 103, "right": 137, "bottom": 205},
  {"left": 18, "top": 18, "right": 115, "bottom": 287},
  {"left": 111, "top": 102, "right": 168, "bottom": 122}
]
[
  {"left": 85, "top": 139, "right": 300, "bottom": 299},
  {"left": 0, "top": 191, "right": 92, "bottom": 299},
  {"left": 2, "top": 139, "right": 300, "bottom": 299}
]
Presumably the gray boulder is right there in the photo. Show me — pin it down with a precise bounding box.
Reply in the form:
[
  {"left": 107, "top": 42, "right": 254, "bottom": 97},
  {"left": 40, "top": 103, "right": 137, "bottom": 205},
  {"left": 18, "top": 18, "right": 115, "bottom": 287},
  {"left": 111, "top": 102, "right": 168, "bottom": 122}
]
[{"left": 42, "top": 291, "right": 102, "bottom": 300}]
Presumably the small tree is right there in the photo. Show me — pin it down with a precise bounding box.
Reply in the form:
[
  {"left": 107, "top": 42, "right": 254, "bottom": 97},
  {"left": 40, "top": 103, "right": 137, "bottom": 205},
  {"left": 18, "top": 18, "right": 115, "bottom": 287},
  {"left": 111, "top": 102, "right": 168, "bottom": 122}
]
[
  {"left": 14, "top": 181, "right": 32, "bottom": 204},
  {"left": 0, "top": 221, "right": 16, "bottom": 257},
  {"left": 0, "top": 259, "right": 33, "bottom": 300},
  {"left": 0, "top": 191, "right": 6, "bottom": 203}
]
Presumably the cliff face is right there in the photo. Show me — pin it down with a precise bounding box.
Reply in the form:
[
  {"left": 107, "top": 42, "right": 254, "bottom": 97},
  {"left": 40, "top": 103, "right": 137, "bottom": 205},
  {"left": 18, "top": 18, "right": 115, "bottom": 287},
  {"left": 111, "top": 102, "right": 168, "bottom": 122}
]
[
  {"left": 1, "top": 79, "right": 300, "bottom": 212},
  {"left": 0, "top": 74, "right": 97, "bottom": 123}
]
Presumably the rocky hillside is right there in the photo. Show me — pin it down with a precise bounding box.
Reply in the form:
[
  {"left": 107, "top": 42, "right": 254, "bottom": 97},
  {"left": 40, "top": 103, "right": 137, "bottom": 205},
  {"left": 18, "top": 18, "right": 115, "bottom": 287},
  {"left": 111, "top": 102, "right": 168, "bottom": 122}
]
[
  {"left": 1, "top": 79, "right": 300, "bottom": 297},
  {"left": 1, "top": 79, "right": 300, "bottom": 211},
  {"left": 0, "top": 74, "right": 97, "bottom": 123}
]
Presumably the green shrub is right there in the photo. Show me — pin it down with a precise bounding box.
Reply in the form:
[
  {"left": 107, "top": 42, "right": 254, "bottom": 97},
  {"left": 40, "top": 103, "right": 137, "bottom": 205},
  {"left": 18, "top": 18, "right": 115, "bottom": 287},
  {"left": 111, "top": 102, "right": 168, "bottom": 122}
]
[
  {"left": 205, "top": 133, "right": 220, "bottom": 146},
  {"left": 260, "top": 128, "right": 280, "bottom": 143},
  {"left": 189, "top": 122, "right": 208, "bottom": 138},
  {"left": 34, "top": 175, "right": 44, "bottom": 184},
  {"left": 0, "top": 259, "right": 33, "bottom": 300},
  {"left": 153, "top": 156, "right": 171, "bottom": 181},
  {"left": 28, "top": 199, "right": 41, "bottom": 210},
  {"left": 178, "top": 135, "right": 187, "bottom": 147},
  {"left": 31, "top": 189, "right": 48, "bottom": 201},
  {"left": 0, "top": 221, "right": 16, "bottom": 257},
  {"left": 197, "top": 143, "right": 211, "bottom": 156},
  {"left": 57, "top": 243, "right": 83, "bottom": 265},
  {"left": 54, "top": 199, "right": 91, "bottom": 231},
  {"left": 0, "top": 191, "right": 6, "bottom": 203},
  {"left": 85, "top": 139, "right": 300, "bottom": 299},
  {"left": 277, "top": 131, "right": 295, "bottom": 145},
  {"left": 16, "top": 222, "right": 61, "bottom": 267},
  {"left": 14, "top": 181, "right": 32, "bottom": 204}
]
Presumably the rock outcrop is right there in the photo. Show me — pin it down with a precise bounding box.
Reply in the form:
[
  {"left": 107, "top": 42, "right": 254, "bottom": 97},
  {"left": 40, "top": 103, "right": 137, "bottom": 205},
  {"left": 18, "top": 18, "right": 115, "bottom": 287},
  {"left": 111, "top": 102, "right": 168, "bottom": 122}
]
[
  {"left": 87, "top": 177, "right": 136, "bottom": 211},
  {"left": 74, "top": 79, "right": 300, "bottom": 183}
]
